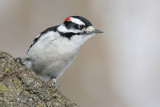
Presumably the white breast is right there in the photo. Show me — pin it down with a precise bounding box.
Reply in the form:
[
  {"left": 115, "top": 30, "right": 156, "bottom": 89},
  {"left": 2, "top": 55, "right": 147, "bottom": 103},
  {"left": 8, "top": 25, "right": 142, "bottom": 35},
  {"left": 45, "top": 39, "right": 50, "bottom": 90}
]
[{"left": 25, "top": 31, "right": 80, "bottom": 82}]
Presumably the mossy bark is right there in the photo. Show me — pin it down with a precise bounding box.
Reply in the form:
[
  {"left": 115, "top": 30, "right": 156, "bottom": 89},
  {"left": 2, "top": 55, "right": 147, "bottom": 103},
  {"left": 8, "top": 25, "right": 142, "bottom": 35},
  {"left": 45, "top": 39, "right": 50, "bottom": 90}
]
[{"left": 0, "top": 51, "right": 78, "bottom": 107}]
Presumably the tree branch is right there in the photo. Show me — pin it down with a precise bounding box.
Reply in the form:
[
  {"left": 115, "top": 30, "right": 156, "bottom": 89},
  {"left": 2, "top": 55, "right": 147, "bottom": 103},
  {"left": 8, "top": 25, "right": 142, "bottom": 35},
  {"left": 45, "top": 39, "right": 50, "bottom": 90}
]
[{"left": 0, "top": 51, "right": 78, "bottom": 107}]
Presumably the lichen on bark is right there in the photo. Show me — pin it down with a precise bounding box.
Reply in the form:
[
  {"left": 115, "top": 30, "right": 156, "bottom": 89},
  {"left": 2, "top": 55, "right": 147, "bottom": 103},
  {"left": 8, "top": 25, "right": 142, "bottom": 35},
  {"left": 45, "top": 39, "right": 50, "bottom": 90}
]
[{"left": 0, "top": 51, "right": 78, "bottom": 107}]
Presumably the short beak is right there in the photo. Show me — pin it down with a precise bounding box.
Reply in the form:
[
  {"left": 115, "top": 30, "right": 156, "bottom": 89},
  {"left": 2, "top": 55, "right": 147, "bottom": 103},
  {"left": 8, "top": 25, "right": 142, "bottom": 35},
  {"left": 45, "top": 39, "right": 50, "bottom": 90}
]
[
  {"left": 92, "top": 29, "right": 103, "bottom": 34},
  {"left": 85, "top": 26, "right": 103, "bottom": 34}
]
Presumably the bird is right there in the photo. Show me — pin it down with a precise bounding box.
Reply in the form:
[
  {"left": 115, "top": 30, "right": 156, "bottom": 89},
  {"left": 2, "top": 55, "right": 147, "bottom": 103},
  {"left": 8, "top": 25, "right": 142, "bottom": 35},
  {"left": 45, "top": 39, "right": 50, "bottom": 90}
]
[{"left": 24, "top": 16, "right": 103, "bottom": 86}]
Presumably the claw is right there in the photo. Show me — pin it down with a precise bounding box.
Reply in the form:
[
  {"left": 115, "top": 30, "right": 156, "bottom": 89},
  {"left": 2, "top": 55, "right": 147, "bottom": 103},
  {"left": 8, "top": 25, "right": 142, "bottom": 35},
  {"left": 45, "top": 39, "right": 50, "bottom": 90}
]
[
  {"left": 15, "top": 57, "right": 25, "bottom": 66},
  {"left": 52, "top": 79, "right": 60, "bottom": 91},
  {"left": 55, "top": 84, "right": 60, "bottom": 91}
]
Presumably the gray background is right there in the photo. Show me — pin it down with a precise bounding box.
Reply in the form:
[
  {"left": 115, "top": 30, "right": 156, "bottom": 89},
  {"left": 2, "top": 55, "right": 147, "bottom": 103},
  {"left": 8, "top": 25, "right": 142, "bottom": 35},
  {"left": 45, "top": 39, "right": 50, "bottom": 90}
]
[{"left": 0, "top": 0, "right": 160, "bottom": 107}]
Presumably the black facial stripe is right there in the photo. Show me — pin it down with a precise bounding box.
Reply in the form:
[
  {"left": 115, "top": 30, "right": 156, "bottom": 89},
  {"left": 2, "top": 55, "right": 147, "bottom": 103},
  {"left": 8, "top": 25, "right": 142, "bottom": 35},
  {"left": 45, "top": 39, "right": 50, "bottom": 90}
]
[
  {"left": 64, "top": 21, "right": 79, "bottom": 30},
  {"left": 58, "top": 31, "right": 81, "bottom": 39},
  {"left": 57, "top": 31, "right": 93, "bottom": 40}
]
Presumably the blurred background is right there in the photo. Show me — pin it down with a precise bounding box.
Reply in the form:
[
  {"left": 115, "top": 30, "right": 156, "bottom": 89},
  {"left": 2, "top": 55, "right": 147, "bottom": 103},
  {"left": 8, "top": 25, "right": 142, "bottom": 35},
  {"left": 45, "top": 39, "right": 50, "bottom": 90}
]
[{"left": 0, "top": 0, "right": 160, "bottom": 107}]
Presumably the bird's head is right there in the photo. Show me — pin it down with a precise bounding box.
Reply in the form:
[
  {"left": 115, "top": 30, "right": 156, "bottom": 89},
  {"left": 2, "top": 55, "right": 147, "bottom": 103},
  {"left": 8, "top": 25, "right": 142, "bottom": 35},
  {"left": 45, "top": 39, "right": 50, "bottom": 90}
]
[{"left": 57, "top": 16, "right": 103, "bottom": 45}]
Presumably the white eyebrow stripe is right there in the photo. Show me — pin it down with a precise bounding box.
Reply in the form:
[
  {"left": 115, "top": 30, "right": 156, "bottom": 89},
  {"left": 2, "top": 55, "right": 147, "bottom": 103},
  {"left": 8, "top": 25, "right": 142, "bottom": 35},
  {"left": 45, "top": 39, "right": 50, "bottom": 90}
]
[
  {"left": 70, "top": 17, "right": 85, "bottom": 25},
  {"left": 57, "top": 24, "right": 82, "bottom": 33}
]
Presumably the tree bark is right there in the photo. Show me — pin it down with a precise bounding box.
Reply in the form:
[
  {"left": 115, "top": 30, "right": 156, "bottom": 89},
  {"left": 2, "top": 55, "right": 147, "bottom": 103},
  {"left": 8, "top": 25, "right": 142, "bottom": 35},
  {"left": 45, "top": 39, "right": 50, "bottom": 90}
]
[{"left": 0, "top": 51, "right": 78, "bottom": 107}]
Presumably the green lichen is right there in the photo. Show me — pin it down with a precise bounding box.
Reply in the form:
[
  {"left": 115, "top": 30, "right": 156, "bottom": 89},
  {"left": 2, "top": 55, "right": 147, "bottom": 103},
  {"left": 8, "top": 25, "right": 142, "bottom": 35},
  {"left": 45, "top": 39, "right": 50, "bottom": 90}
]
[
  {"left": 12, "top": 78, "right": 20, "bottom": 89},
  {"left": 0, "top": 51, "right": 78, "bottom": 107},
  {"left": 0, "top": 83, "right": 8, "bottom": 92},
  {"left": 0, "top": 99, "right": 10, "bottom": 107}
]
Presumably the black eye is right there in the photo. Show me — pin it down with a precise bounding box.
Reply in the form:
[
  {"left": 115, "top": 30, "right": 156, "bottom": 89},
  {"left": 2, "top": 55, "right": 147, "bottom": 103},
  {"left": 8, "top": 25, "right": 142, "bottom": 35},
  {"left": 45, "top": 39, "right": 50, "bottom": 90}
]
[{"left": 78, "top": 25, "right": 85, "bottom": 30}]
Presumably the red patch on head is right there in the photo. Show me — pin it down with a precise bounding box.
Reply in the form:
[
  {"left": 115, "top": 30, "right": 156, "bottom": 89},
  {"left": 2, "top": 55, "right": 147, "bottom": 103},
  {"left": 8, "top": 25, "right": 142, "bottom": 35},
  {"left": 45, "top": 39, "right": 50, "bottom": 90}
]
[{"left": 64, "top": 17, "right": 71, "bottom": 21}]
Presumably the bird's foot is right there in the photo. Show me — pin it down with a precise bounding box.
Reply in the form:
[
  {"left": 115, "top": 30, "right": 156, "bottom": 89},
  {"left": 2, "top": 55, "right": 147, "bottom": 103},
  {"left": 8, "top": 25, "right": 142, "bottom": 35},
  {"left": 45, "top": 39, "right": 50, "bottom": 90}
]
[
  {"left": 15, "top": 57, "right": 25, "bottom": 65},
  {"left": 52, "top": 79, "right": 60, "bottom": 91}
]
